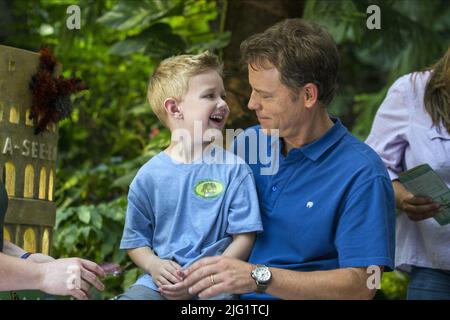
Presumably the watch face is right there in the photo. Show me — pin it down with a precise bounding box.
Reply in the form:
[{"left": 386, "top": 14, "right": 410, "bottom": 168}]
[{"left": 254, "top": 267, "right": 271, "bottom": 282}]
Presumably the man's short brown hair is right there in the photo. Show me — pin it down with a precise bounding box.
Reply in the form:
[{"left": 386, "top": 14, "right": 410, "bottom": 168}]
[{"left": 240, "top": 18, "right": 339, "bottom": 106}]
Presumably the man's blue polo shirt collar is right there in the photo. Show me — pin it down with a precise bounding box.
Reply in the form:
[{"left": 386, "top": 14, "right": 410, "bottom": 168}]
[{"left": 280, "top": 117, "right": 347, "bottom": 162}]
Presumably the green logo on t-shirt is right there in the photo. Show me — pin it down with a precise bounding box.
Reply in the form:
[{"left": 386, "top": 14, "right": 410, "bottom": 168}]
[{"left": 194, "top": 180, "right": 224, "bottom": 199}]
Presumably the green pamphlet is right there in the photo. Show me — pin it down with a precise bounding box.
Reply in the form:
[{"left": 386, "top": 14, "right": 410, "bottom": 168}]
[{"left": 398, "top": 164, "right": 450, "bottom": 226}]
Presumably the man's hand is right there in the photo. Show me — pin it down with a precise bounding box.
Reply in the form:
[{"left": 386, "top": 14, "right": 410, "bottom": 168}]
[
  {"left": 38, "top": 258, "right": 105, "bottom": 300},
  {"left": 180, "top": 256, "right": 256, "bottom": 299},
  {"left": 394, "top": 180, "right": 440, "bottom": 221}
]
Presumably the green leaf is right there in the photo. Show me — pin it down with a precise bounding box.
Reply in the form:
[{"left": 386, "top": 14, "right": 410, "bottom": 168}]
[
  {"left": 55, "top": 208, "right": 75, "bottom": 228},
  {"left": 108, "top": 38, "right": 147, "bottom": 56},
  {"left": 97, "top": 0, "right": 184, "bottom": 31},
  {"left": 79, "top": 226, "right": 92, "bottom": 239},
  {"left": 91, "top": 212, "right": 103, "bottom": 230},
  {"left": 123, "top": 268, "right": 141, "bottom": 290},
  {"left": 142, "top": 23, "right": 186, "bottom": 59},
  {"left": 96, "top": 2, "right": 153, "bottom": 31},
  {"left": 186, "top": 32, "right": 231, "bottom": 53},
  {"left": 108, "top": 23, "right": 186, "bottom": 58},
  {"left": 112, "top": 169, "right": 139, "bottom": 188},
  {"left": 77, "top": 206, "right": 91, "bottom": 224},
  {"left": 128, "top": 102, "right": 152, "bottom": 116}
]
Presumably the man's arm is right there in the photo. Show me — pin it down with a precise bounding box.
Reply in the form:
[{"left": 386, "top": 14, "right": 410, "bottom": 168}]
[
  {"left": 263, "top": 265, "right": 379, "bottom": 300},
  {"left": 222, "top": 232, "right": 255, "bottom": 260},
  {"left": 182, "top": 256, "right": 379, "bottom": 300}
]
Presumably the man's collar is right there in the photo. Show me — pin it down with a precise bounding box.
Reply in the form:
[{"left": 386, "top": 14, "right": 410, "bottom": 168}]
[{"left": 283, "top": 117, "right": 348, "bottom": 162}]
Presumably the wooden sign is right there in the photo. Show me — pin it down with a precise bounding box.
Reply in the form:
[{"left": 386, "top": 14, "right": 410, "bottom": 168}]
[{"left": 0, "top": 45, "right": 59, "bottom": 255}]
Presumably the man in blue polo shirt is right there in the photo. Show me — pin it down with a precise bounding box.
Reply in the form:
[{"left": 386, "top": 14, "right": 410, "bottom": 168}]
[{"left": 175, "top": 18, "right": 395, "bottom": 300}]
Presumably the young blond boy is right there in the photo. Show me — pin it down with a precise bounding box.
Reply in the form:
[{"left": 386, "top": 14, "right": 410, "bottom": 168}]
[{"left": 118, "top": 52, "right": 262, "bottom": 300}]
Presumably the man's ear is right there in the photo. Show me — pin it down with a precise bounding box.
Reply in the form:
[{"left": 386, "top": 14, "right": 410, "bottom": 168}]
[
  {"left": 164, "top": 98, "right": 183, "bottom": 119},
  {"left": 302, "top": 83, "right": 319, "bottom": 109}
]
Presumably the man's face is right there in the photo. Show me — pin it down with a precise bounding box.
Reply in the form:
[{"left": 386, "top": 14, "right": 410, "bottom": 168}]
[
  {"left": 177, "top": 70, "right": 229, "bottom": 137},
  {"left": 247, "top": 63, "right": 305, "bottom": 138}
]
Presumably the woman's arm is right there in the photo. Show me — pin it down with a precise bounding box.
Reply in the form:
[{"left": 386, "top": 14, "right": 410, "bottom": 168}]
[
  {"left": 2, "top": 240, "right": 54, "bottom": 262},
  {"left": 2, "top": 240, "right": 27, "bottom": 257},
  {"left": 0, "top": 252, "right": 105, "bottom": 299}
]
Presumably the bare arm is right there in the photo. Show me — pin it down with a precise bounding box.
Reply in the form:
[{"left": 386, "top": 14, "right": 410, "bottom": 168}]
[
  {"left": 0, "top": 252, "right": 44, "bottom": 291},
  {"left": 127, "top": 246, "right": 160, "bottom": 274},
  {"left": 2, "top": 240, "right": 55, "bottom": 263},
  {"left": 222, "top": 232, "right": 255, "bottom": 261},
  {"left": 2, "top": 240, "right": 27, "bottom": 258},
  {"left": 0, "top": 252, "right": 105, "bottom": 299},
  {"left": 265, "top": 266, "right": 379, "bottom": 300},
  {"left": 182, "top": 256, "right": 379, "bottom": 300}
]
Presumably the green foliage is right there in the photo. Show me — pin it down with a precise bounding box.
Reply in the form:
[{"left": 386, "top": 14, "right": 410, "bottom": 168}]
[
  {"left": 1, "top": 0, "right": 226, "bottom": 298},
  {"left": 304, "top": 0, "right": 450, "bottom": 139},
  {"left": 379, "top": 271, "right": 409, "bottom": 300},
  {"left": 304, "top": 0, "right": 450, "bottom": 299},
  {"left": 97, "top": 0, "right": 230, "bottom": 58},
  {"left": 53, "top": 196, "right": 142, "bottom": 299},
  {"left": 2, "top": 0, "right": 446, "bottom": 300}
]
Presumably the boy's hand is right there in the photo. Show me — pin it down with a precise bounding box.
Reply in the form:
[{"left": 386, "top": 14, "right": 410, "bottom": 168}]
[
  {"left": 160, "top": 270, "right": 194, "bottom": 300},
  {"left": 150, "top": 259, "right": 184, "bottom": 287}
]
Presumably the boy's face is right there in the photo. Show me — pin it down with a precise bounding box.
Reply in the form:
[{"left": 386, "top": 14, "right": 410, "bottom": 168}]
[{"left": 175, "top": 70, "right": 229, "bottom": 137}]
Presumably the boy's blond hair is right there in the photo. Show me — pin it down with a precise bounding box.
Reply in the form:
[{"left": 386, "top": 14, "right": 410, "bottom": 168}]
[{"left": 147, "top": 51, "right": 223, "bottom": 128}]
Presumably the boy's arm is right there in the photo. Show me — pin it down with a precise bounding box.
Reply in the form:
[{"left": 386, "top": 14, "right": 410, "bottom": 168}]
[
  {"left": 127, "top": 246, "right": 160, "bottom": 274},
  {"left": 222, "top": 232, "right": 255, "bottom": 261}
]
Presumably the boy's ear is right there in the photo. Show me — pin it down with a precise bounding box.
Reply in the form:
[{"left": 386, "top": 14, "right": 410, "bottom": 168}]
[{"left": 164, "top": 98, "right": 183, "bottom": 119}]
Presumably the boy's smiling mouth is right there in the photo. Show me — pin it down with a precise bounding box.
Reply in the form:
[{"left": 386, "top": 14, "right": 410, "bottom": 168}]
[
  {"left": 209, "top": 114, "right": 224, "bottom": 123},
  {"left": 209, "top": 111, "right": 227, "bottom": 125}
]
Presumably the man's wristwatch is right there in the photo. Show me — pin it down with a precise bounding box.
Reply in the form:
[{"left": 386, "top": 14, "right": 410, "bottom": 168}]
[{"left": 251, "top": 265, "right": 272, "bottom": 293}]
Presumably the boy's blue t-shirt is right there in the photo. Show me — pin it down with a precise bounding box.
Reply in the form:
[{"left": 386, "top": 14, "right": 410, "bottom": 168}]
[{"left": 120, "top": 147, "right": 263, "bottom": 291}]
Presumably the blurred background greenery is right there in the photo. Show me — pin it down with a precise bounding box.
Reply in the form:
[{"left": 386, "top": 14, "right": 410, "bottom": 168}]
[{"left": 0, "top": 0, "right": 449, "bottom": 299}]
